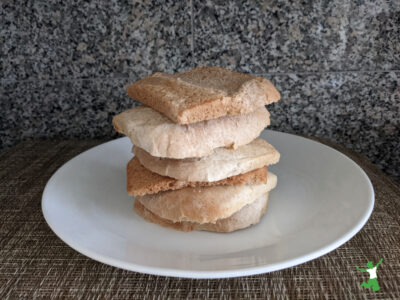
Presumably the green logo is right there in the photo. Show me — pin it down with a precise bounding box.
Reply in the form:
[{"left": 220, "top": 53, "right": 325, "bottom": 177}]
[{"left": 356, "top": 258, "right": 383, "bottom": 292}]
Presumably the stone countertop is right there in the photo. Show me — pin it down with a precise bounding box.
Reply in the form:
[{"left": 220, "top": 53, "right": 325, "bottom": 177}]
[{"left": 1, "top": 0, "right": 399, "bottom": 182}]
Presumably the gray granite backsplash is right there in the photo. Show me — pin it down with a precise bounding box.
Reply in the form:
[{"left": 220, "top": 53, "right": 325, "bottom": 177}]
[{"left": 1, "top": 0, "right": 399, "bottom": 182}]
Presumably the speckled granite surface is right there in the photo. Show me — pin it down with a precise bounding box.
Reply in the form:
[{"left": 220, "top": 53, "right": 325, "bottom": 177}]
[
  {"left": 1, "top": 0, "right": 192, "bottom": 81},
  {"left": 193, "top": 0, "right": 400, "bottom": 73},
  {"left": 1, "top": 0, "right": 400, "bottom": 181}
]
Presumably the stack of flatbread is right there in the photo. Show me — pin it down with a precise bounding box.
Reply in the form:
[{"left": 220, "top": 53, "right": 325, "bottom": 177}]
[{"left": 113, "top": 66, "right": 281, "bottom": 232}]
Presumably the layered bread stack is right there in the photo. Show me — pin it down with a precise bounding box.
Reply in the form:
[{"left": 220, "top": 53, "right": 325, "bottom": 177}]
[{"left": 113, "top": 66, "right": 281, "bottom": 232}]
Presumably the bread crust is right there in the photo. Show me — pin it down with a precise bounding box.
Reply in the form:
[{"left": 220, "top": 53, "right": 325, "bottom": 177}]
[
  {"left": 136, "top": 172, "right": 277, "bottom": 224},
  {"left": 134, "top": 193, "right": 270, "bottom": 232},
  {"left": 127, "top": 157, "right": 268, "bottom": 196},
  {"left": 113, "top": 106, "right": 270, "bottom": 159},
  {"left": 133, "top": 138, "right": 280, "bottom": 182},
  {"left": 127, "top": 66, "right": 280, "bottom": 124}
]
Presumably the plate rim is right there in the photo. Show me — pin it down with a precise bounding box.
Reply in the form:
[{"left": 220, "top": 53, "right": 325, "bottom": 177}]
[{"left": 41, "top": 130, "right": 375, "bottom": 279}]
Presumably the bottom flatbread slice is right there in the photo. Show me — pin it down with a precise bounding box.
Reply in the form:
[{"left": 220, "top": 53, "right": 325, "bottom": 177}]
[
  {"left": 134, "top": 193, "right": 270, "bottom": 233},
  {"left": 136, "top": 172, "right": 277, "bottom": 224}
]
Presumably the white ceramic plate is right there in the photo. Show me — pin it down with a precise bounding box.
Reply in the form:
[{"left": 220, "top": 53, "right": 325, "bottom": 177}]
[{"left": 42, "top": 130, "right": 374, "bottom": 278}]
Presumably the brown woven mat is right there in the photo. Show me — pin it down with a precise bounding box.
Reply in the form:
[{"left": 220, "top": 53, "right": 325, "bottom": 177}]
[{"left": 0, "top": 138, "right": 399, "bottom": 299}]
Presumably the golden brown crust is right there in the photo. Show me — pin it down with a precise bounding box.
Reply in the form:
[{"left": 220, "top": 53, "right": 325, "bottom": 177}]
[
  {"left": 127, "top": 157, "right": 268, "bottom": 196},
  {"left": 134, "top": 193, "right": 270, "bottom": 232},
  {"left": 126, "top": 66, "right": 280, "bottom": 124}
]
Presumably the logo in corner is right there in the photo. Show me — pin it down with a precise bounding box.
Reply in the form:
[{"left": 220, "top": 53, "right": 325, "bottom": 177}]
[{"left": 356, "top": 258, "right": 383, "bottom": 292}]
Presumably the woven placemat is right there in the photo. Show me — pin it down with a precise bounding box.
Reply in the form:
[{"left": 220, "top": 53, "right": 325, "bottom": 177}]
[{"left": 0, "top": 138, "right": 399, "bottom": 299}]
